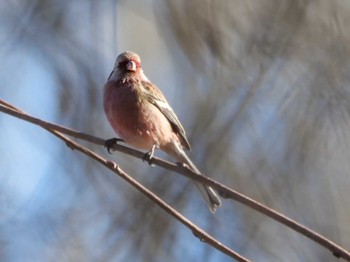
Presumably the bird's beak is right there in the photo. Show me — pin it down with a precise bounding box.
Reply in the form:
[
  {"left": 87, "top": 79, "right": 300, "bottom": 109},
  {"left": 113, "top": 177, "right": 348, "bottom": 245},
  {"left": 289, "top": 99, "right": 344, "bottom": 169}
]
[{"left": 126, "top": 61, "right": 137, "bottom": 72}]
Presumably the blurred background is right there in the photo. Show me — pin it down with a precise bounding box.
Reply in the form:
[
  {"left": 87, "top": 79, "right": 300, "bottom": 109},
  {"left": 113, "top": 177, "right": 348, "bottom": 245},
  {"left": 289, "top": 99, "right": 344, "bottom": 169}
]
[{"left": 1, "top": 0, "right": 350, "bottom": 261}]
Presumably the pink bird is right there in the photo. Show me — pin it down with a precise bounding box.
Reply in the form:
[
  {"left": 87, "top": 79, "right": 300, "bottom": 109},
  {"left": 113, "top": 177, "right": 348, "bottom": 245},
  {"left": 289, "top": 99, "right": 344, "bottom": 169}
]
[{"left": 103, "top": 51, "right": 221, "bottom": 212}]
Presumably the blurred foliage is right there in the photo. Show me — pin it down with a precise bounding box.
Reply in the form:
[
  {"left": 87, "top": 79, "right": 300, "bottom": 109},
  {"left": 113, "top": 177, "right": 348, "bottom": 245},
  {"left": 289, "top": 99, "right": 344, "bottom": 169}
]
[{"left": 1, "top": 0, "right": 350, "bottom": 261}]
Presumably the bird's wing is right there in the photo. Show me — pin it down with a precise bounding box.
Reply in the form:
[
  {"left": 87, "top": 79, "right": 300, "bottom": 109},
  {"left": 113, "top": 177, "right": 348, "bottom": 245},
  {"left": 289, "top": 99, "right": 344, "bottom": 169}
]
[{"left": 141, "top": 81, "right": 191, "bottom": 150}]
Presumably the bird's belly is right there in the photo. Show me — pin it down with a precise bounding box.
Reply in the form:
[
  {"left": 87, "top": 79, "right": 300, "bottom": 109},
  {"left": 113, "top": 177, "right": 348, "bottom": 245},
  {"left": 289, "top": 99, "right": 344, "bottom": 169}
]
[{"left": 104, "top": 89, "right": 174, "bottom": 151}]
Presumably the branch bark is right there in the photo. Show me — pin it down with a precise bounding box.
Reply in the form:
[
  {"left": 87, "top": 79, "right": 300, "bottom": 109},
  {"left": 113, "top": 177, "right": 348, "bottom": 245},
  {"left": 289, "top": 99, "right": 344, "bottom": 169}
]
[
  {"left": 0, "top": 99, "right": 249, "bottom": 261},
  {"left": 1, "top": 99, "right": 349, "bottom": 261}
]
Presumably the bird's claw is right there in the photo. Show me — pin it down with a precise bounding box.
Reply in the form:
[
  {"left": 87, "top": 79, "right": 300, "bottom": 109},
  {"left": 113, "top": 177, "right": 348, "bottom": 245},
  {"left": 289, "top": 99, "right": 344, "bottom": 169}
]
[
  {"left": 176, "top": 162, "right": 188, "bottom": 169},
  {"left": 143, "top": 145, "right": 157, "bottom": 165},
  {"left": 105, "top": 138, "right": 124, "bottom": 154},
  {"left": 143, "top": 151, "right": 153, "bottom": 165}
]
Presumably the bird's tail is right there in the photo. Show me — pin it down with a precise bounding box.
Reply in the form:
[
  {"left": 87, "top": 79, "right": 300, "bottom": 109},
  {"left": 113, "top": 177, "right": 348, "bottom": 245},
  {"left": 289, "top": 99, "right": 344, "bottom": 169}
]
[{"left": 166, "top": 143, "right": 221, "bottom": 213}]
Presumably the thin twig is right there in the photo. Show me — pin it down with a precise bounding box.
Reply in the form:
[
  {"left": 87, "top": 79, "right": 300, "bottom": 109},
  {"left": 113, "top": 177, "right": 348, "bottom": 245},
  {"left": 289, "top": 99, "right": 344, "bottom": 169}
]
[
  {"left": 0, "top": 99, "right": 349, "bottom": 261},
  {"left": 59, "top": 133, "right": 249, "bottom": 262},
  {"left": 0, "top": 101, "right": 249, "bottom": 262}
]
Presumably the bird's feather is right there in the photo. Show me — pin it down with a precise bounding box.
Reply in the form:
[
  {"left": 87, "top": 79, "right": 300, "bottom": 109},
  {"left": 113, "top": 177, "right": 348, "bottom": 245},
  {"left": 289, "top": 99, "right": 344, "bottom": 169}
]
[{"left": 141, "top": 81, "right": 191, "bottom": 150}]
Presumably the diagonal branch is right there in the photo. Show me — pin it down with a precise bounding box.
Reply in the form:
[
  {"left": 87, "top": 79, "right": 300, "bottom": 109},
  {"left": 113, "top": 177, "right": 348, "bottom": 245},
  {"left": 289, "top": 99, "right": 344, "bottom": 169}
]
[
  {"left": 0, "top": 99, "right": 248, "bottom": 262},
  {"left": 0, "top": 99, "right": 349, "bottom": 261},
  {"left": 54, "top": 132, "right": 249, "bottom": 262}
]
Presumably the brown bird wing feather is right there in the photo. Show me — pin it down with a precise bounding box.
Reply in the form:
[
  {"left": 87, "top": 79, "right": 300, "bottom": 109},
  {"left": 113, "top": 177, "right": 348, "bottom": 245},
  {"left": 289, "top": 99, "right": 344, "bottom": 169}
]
[{"left": 141, "top": 81, "right": 191, "bottom": 150}]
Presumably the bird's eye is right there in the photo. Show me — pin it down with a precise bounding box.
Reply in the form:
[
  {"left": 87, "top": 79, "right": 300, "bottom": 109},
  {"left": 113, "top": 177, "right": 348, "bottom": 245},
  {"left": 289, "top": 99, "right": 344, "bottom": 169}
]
[{"left": 118, "top": 61, "right": 128, "bottom": 69}]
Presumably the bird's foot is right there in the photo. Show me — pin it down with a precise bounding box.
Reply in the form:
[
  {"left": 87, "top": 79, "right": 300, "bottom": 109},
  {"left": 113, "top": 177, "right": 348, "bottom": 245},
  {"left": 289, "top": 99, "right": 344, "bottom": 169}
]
[
  {"left": 176, "top": 162, "right": 189, "bottom": 169},
  {"left": 143, "top": 145, "right": 157, "bottom": 165},
  {"left": 105, "top": 138, "right": 124, "bottom": 154}
]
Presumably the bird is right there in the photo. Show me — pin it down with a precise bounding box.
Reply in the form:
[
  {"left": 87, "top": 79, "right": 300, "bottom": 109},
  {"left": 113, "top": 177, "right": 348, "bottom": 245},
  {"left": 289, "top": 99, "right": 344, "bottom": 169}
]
[{"left": 103, "top": 51, "right": 221, "bottom": 213}]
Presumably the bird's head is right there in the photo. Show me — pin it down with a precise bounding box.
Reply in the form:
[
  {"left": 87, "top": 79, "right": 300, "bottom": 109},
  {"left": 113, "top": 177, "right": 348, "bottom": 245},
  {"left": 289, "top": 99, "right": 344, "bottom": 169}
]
[
  {"left": 108, "top": 51, "right": 149, "bottom": 82},
  {"left": 115, "top": 51, "right": 141, "bottom": 73}
]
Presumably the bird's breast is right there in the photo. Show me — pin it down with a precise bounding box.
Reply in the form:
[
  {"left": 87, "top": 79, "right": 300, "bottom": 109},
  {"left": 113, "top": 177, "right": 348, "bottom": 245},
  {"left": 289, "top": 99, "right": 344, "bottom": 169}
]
[{"left": 103, "top": 81, "right": 174, "bottom": 150}]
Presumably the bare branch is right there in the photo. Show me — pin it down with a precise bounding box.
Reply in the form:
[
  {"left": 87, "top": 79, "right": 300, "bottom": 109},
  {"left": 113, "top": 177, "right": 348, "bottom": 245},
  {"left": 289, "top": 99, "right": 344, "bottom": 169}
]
[
  {"left": 0, "top": 100, "right": 248, "bottom": 262},
  {"left": 0, "top": 99, "right": 349, "bottom": 261}
]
